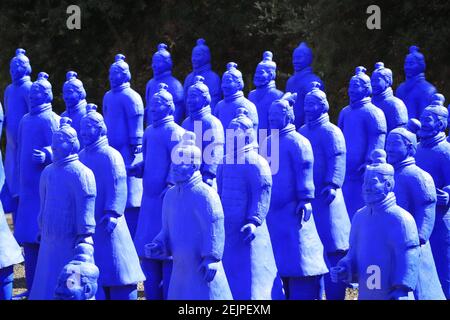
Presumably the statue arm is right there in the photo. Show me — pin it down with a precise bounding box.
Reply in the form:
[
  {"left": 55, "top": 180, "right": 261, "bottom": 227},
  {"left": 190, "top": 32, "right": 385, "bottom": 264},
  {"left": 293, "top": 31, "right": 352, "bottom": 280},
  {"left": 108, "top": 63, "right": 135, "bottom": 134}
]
[
  {"left": 365, "top": 111, "right": 387, "bottom": 164},
  {"left": 201, "top": 122, "right": 224, "bottom": 179},
  {"left": 246, "top": 160, "right": 272, "bottom": 226},
  {"left": 292, "top": 138, "right": 315, "bottom": 202},
  {"left": 324, "top": 128, "right": 346, "bottom": 189},
  {"left": 124, "top": 94, "right": 145, "bottom": 147},
  {"left": 172, "top": 82, "right": 185, "bottom": 124},
  {"left": 152, "top": 194, "right": 171, "bottom": 257},
  {"left": 37, "top": 167, "right": 49, "bottom": 236},
  {"left": 74, "top": 170, "right": 97, "bottom": 238},
  {"left": 103, "top": 154, "right": 127, "bottom": 217},
  {"left": 413, "top": 174, "right": 437, "bottom": 244}
]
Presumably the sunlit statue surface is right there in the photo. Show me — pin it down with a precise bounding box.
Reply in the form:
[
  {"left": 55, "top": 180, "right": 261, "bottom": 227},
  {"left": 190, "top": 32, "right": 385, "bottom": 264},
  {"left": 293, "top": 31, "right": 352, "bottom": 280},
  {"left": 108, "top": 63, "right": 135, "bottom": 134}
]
[
  {"left": 131, "top": 83, "right": 184, "bottom": 300},
  {"left": 30, "top": 117, "right": 96, "bottom": 300},
  {"left": 331, "top": 149, "right": 420, "bottom": 300},
  {"left": 371, "top": 62, "right": 408, "bottom": 132},
  {"left": 396, "top": 45, "right": 437, "bottom": 119},
  {"left": 103, "top": 54, "right": 144, "bottom": 238},
  {"left": 285, "top": 42, "right": 323, "bottom": 128},
  {"left": 338, "top": 66, "right": 387, "bottom": 218},
  {"left": 217, "top": 109, "right": 284, "bottom": 300},
  {"left": 386, "top": 120, "right": 445, "bottom": 300},
  {"left": 249, "top": 51, "right": 283, "bottom": 131},
  {"left": 299, "top": 83, "right": 351, "bottom": 300},
  {"left": 79, "top": 104, "right": 145, "bottom": 300},
  {"left": 184, "top": 39, "right": 221, "bottom": 110}
]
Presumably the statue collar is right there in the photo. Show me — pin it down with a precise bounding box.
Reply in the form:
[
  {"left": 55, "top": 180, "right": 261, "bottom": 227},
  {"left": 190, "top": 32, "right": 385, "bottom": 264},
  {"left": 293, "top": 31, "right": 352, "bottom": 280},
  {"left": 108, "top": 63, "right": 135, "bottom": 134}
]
[
  {"left": 154, "top": 70, "right": 172, "bottom": 81},
  {"left": 13, "top": 76, "right": 31, "bottom": 86},
  {"left": 224, "top": 91, "right": 244, "bottom": 103},
  {"left": 152, "top": 115, "right": 174, "bottom": 128},
  {"left": 420, "top": 132, "right": 447, "bottom": 148},
  {"left": 66, "top": 100, "right": 87, "bottom": 116},
  {"left": 405, "top": 73, "right": 425, "bottom": 83},
  {"left": 373, "top": 87, "right": 394, "bottom": 102},
  {"left": 30, "top": 103, "right": 52, "bottom": 115},
  {"left": 176, "top": 171, "right": 203, "bottom": 190},
  {"left": 190, "top": 106, "right": 211, "bottom": 120},
  {"left": 350, "top": 97, "right": 371, "bottom": 109},
  {"left": 111, "top": 82, "right": 130, "bottom": 93},
  {"left": 85, "top": 136, "right": 109, "bottom": 152},
  {"left": 368, "top": 192, "right": 397, "bottom": 211},
  {"left": 279, "top": 123, "right": 296, "bottom": 136},
  {"left": 294, "top": 66, "right": 313, "bottom": 77},
  {"left": 393, "top": 157, "right": 415, "bottom": 171},
  {"left": 54, "top": 154, "right": 79, "bottom": 167},
  {"left": 193, "top": 64, "right": 212, "bottom": 74},
  {"left": 255, "top": 80, "right": 276, "bottom": 91},
  {"left": 226, "top": 143, "right": 254, "bottom": 160},
  {"left": 306, "top": 113, "right": 329, "bottom": 129}
]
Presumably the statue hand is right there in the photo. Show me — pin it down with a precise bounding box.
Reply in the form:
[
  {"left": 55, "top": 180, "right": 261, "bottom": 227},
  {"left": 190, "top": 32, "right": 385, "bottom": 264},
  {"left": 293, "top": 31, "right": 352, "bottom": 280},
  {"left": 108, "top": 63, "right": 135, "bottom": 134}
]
[
  {"left": 202, "top": 172, "right": 215, "bottom": 187},
  {"left": 100, "top": 213, "right": 118, "bottom": 233},
  {"left": 389, "top": 287, "right": 410, "bottom": 300},
  {"left": 321, "top": 186, "right": 337, "bottom": 205},
  {"left": 436, "top": 188, "right": 449, "bottom": 206},
  {"left": 198, "top": 258, "right": 219, "bottom": 282},
  {"left": 32, "top": 149, "right": 46, "bottom": 164},
  {"left": 296, "top": 201, "right": 312, "bottom": 222},
  {"left": 126, "top": 165, "right": 138, "bottom": 177},
  {"left": 357, "top": 162, "right": 368, "bottom": 175},
  {"left": 240, "top": 223, "right": 257, "bottom": 244},
  {"left": 132, "top": 144, "right": 142, "bottom": 154},
  {"left": 330, "top": 265, "right": 348, "bottom": 284},
  {"left": 75, "top": 235, "right": 93, "bottom": 246},
  {"left": 144, "top": 242, "right": 165, "bottom": 259}
]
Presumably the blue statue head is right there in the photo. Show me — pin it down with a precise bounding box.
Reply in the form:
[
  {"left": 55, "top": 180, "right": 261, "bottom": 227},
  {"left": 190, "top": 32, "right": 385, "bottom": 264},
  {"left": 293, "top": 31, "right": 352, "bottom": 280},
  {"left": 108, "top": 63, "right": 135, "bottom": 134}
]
[
  {"left": 191, "top": 38, "right": 211, "bottom": 70},
  {"left": 150, "top": 83, "right": 175, "bottom": 122},
  {"left": 29, "top": 72, "right": 53, "bottom": 107},
  {"left": 363, "top": 149, "right": 395, "bottom": 205},
  {"left": 349, "top": 66, "right": 372, "bottom": 103},
  {"left": 80, "top": 104, "right": 107, "bottom": 147},
  {"left": 152, "top": 43, "right": 172, "bottom": 76},
  {"left": 186, "top": 75, "right": 211, "bottom": 115},
  {"left": 54, "top": 244, "right": 98, "bottom": 300},
  {"left": 222, "top": 62, "right": 244, "bottom": 97},
  {"left": 292, "top": 42, "right": 313, "bottom": 72},
  {"left": 109, "top": 54, "right": 131, "bottom": 89},
  {"left": 254, "top": 51, "right": 277, "bottom": 88},
  {"left": 52, "top": 117, "right": 80, "bottom": 162},
  {"left": 304, "top": 81, "right": 329, "bottom": 122},
  {"left": 418, "top": 94, "right": 447, "bottom": 139},
  {"left": 429, "top": 92, "right": 445, "bottom": 106},
  {"left": 404, "top": 45, "right": 426, "bottom": 79},
  {"left": 371, "top": 62, "right": 393, "bottom": 95},
  {"left": 10, "top": 48, "right": 32, "bottom": 82},
  {"left": 228, "top": 108, "right": 255, "bottom": 149},
  {"left": 63, "top": 71, "right": 86, "bottom": 108},
  {"left": 171, "top": 131, "right": 202, "bottom": 183},
  {"left": 386, "top": 119, "right": 420, "bottom": 166},
  {"left": 269, "top": 92, "right": 296, "bottom": 130}
]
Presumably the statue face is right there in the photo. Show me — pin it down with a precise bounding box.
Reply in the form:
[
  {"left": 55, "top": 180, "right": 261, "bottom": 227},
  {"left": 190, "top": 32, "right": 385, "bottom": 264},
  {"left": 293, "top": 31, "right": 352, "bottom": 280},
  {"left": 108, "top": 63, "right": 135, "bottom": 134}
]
[
  {"left": 404, "top": 55, "right": 421, "bottom": 78},
  {"left": 304, "top": 95, "right": 324, "bottom": 122},
  {"left": 186, "top": 88, "right": 206, "bottom": 115},
  {"left": 80, "top": 119, "right": 101, "bottom": 147},
  {"left": 386, "top": 133, "right": 409, "bottom": 166},
  {"left": 152, "top": 55, "right": 170, "bottom": 75},
  {"left": 221, "top": 73, "right": 240, "bottom": 97},
  {"left": 29, "top": 84, "right": 50, "bottom": 107},
  {"left": 293, "top": 49, "right": 311, "bottom": 72},
  {"left": 109, "top": 65, "right": 126, "bottom": 88},
  {"left": 371, "top": 73, "right": 388, "bottom": 95},
  {"left": 52, "top": 133, "right": 74, "bottom": 161},
  {"left": 54, "top": 267, "right": 86, "bottom": 300},
  {"left": 253, "top": 65, "right": 272, "bottom": 88},
  {"left": 348, "top": 78, "right": 369, "bottom": 103},
  {"left": 150, "top": 96, "right": 171, "bottom": 122},
  {"left": 228, "top": 122, "right": 253, "bottom": 150},
  {"left": 10, "top": 59, "right": 28, "bottom": 81},
  {"left": 419, "top": 110, "right": 442, "bottom": 138},
  {"left": 268, "top": 104, "right": 287, "bottom": 130},
  {"left": 191, "top": 47, "right": 208, "bottom": 70},
  {"left": 63, "top": 84, "right": 82, "bottom": 108},
  {"left": 363, "top": 170, "right": 391, "bottom": 205},
  {"left": 171, "top": 162, "right": 197, "bottom": 183}
]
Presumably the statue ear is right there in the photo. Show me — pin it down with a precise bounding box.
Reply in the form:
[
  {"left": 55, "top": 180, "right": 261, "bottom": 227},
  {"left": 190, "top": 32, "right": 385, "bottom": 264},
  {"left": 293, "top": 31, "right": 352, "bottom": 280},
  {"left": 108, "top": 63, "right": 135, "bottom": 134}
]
[{"left": 83, "top": 283, "right": 93, "bottom": 298}]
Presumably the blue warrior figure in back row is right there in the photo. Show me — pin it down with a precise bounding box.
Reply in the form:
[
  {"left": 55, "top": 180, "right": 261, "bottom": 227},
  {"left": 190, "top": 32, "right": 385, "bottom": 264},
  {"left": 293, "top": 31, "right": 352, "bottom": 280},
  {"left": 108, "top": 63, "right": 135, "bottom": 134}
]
[
  {"left": 285, "top": 42, "right": 323, "bottom": 128},
  {"left": 103, "top": 54, "right": 144, "bottom": 238},
  {"left": 249, "top": 51, "right": 283, "bottom": 131},
  {"left": 386, "top": 120, "right": 445, "bottom": 300},
  {"left": 146, "top": 43, "right": 185, "bottom": 125},
  {"left": 371, "top": 62, "right": 408, "bottom": 132},
  {"left": 184, "top": 39, "right": 221, "bottom": 110},
  {"left": 338, "top": 66, "right": 387, "bottom": 218},
  {"left": 396, "top": 45, "right": 437, "bottom": 119},
  {"left": 3, "top": 48, "right": 32, "bottom": 217},
  {"left": 415, "top": 101, "right": 450, "bottom": 299},
  {"left": 299, "top": 83, "right": 351, "bottom": 300}
]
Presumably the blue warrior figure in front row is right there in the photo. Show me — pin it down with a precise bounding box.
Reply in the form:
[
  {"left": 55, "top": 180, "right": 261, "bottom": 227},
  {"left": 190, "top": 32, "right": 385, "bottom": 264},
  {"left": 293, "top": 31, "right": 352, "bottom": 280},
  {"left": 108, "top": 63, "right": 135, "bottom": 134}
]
[
  {"left": 79, "top": 104, "right": 145, "bottom": 300},
  {"left": 386, "top": 120, "right": 445, "bottom": 300},
  {"left": 371, "top": 62, "right": 408, "bottom": 132},
  {"left": 30, "top": 117, "right": 96, "bottom": 300},
  {"left": 217, "top": 109, "right": 284, "bottom": 300},
  {"left": 331, "top": 149, "right": 420, "bottom": 300},
  {"left": 263, "top": 93, "right": 328, "bottom": 300},
  {"left": 103, "top": 54, "right": 144, "bottom": 238},
  {"left": 3, "top": 48, "right": 32, "bottom": 217},
  {"left": 396, "top": 45, "right": 437, "bottom": 120},
  {"left": 285, "top": 42, "right": 323, "bottom": 128},
  {"left": 249, "top": 51, "right": 283, "bottom": 131},
  {"left": 14, "top": 72, "right": 60, "bottom": 295},
  {"left": 299, "top": 83, "right": 351, "bottom": 300},
  {"left": 182, "top": 76, "right": 224, "bottom": 187},
  {"left": 415, "top": 102, "right": 450, "bottom": 299},
  {"left": 184, "top": 38, "right": 221, "bottom": 110},
  {"left": 130, "top": 83, "right": 184, "bottom": 300},
  {"left": 146, "top": 132, "right": 232, "bottom": 300},
  {"left": 338, "top": 66, "right": 387, "bottom": 219},
  {"left": 62, "top": 71, "right": 87, "bottom": 147},
  {"left": 146, "top": 43, "right": 185, "bottom": 125}
]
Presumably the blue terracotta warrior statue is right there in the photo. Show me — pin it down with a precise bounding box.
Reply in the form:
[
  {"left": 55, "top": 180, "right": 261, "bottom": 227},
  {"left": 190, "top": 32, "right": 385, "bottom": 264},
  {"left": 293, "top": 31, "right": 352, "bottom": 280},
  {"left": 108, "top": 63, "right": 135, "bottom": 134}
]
[
  {"left": 285, "top": 42, "right": 324, "bottom": 128},
  {"left": 299, "top": 83, "right": 351, "bottom": 300},
  {"left": 131, "top": 83, "right": 184, "bottom": 300},
  {"left": 3, "top": 48, "right": 32, "bottom": 217},
  {"left": 146, "top": 132, "right": 232, "bottom": 300},
  {"left": 415, "top": 102, "right": 450, "bottom": 299},
  {"left": 79, "top": 104, "right": 145, "bottom": 300},
  {"left": 331, "top": 149, "right": 420, "bottom": 300},
  {"left": 371, "top": 62, "right": 408, "bottom": 132},
  {"left": 249, "top": 51, "right": 283, "bottom": 131},
  {"left": 396, "top": 45, "right": 437, "bottom": 119},
  {"left": 263, "top": 93, "right": 328, "bottom": 300},
  {"left": 62, "top": 71, "right": 87, "bottom": 147},
  {"left": 182, "top": 76, "right": 224, "bottom": 187},
  {"left": 54, "top": 243, "right": 99, "bottom": 300},
  {"left": 184, "top": 39, "right": 221, "bottom": 110},
  {"left": 14, "top": 72, "right": 60, "bottom": 294},
  {"left": 217, "top": 109, "right": 284, "bottom": 300},
  {"left": 338, "top": 66, "right": 387, "bottom": 218},
  {"left": 103, "top": 54, "right": 144, "bottom": 238},
  {"left": 30, "top": 117, "right": 96, "bottom": 300},
  {"left": 386, "top": 120, "right": 445, "bottom": 300},
  {"left": 146, "top": 43, "right": 185, "bottom": 124}
]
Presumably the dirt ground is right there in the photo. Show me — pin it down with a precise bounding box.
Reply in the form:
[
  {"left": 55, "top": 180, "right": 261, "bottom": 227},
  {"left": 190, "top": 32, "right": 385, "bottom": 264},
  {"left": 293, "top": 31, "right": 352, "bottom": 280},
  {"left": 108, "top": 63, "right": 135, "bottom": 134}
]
[{"left": 6, "top": 213, "right": 357, "bottom": 300}]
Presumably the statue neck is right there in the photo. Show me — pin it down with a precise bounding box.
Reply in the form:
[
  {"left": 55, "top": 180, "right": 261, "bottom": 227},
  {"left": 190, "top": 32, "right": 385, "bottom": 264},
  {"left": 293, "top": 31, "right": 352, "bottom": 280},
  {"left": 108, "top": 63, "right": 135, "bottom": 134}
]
[
  {"left": 13, "top": 75, "right": 31, "bottom": 86},
  {"left": 373, "top": 87, "right": 393, "bottom": 101},
  {"left": 54, "top": 153, "right": 79, "bottom": 167},
  {"left": 190, "top": 106, "right": 211, "bottom": 120},
  {"left": 367, "top": 192, "right": 396, "bottom": 211},
  {"left": 176, "top": 171, "right": 203, "bottom": 189},
  {"left": 256, "top": 80, "right": 276, "bottom": 90},
  {"left": 193, "top": 63, "right": 211, "bottom": 74},
  {"left": 154, "top": 70, "right": 172, "bottom": 80},
  {"left": 294, "top": 66, "right": 312, "bottom": 76},
  {"left": 30, "top": 102, "right": 52, "bottom": 115},
  {"left": 350, "top": 96, "right": 371, "bottom": 109},
  {"left": 420, "top": 132, "right": 446, "bottom": 148},
  {"left": 279, "top": 123, "right": 296, "bottom": 136},
  {"left": 224, "top": 90, "right": 244, "bottom": 103},
  {"left": 111, "top": 82, "right": 130, "bottom": 93},
  {"left": 152, "top": 115, "right": 174, "bottom": 128},
  {"left": 393, "top": 156, "right": 415, "bottom": 171},
  {"left": 66, "top": 99, "right": 87, "bottom": 115},
  {"left": 306, "top": 113, "right": 329, "bottom": 128},
  {"left": 85, "top": 136, "right": 109, "bottom": 152}
]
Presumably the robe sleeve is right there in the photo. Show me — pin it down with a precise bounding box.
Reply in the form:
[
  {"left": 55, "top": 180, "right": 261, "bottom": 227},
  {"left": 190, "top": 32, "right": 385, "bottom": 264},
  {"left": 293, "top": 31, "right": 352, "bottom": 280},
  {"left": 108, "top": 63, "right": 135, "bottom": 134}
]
[
  {"left": 291, "top": 136, "right": 315, "bottom": 201},
  {"left": 12, "top": 118, "right": 24, "bottom": 197},
  {"left": 124, "top": 92, "right": 145, "bottom": 146},
  {"left": 172, "top": 81, "right": 185, "bottom": 124},
  {"left": 365, "top": 108, "right": 387, "bottom": 163},
  {"left": 209, "top": 74, "right": 222, "bottom": 110},
  {"left": 246, "top": 157, "right": 272, "bottom": 226},
  {"left": 216, "top": 164, "right": 223, "bottom": 197},
  {"left": 133, "top": 131, "right": 148, "bottom": 179},
  {"left": 103, "top": 152, "right": 128, "bottom": 216},
  {"left": 166, "top": 128, "right": 185, "bottom": 185},
  {"left": 323, "top": 127, "right": 346, "bottom": 189},
  {"left": 153, "top": 190, "right": 172, "bottom": 256},
  {"left": 74, "top": 168, "right": 97, "bottom": 236},
  {"left": 412, "top": 172, "right": 437, "bottom": 243},
  {"left": 37, "top": 167, "right": 49, "bottom": 233},
  {"left": 201, "top": 120, "right": 224, "bottom": 179}
]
